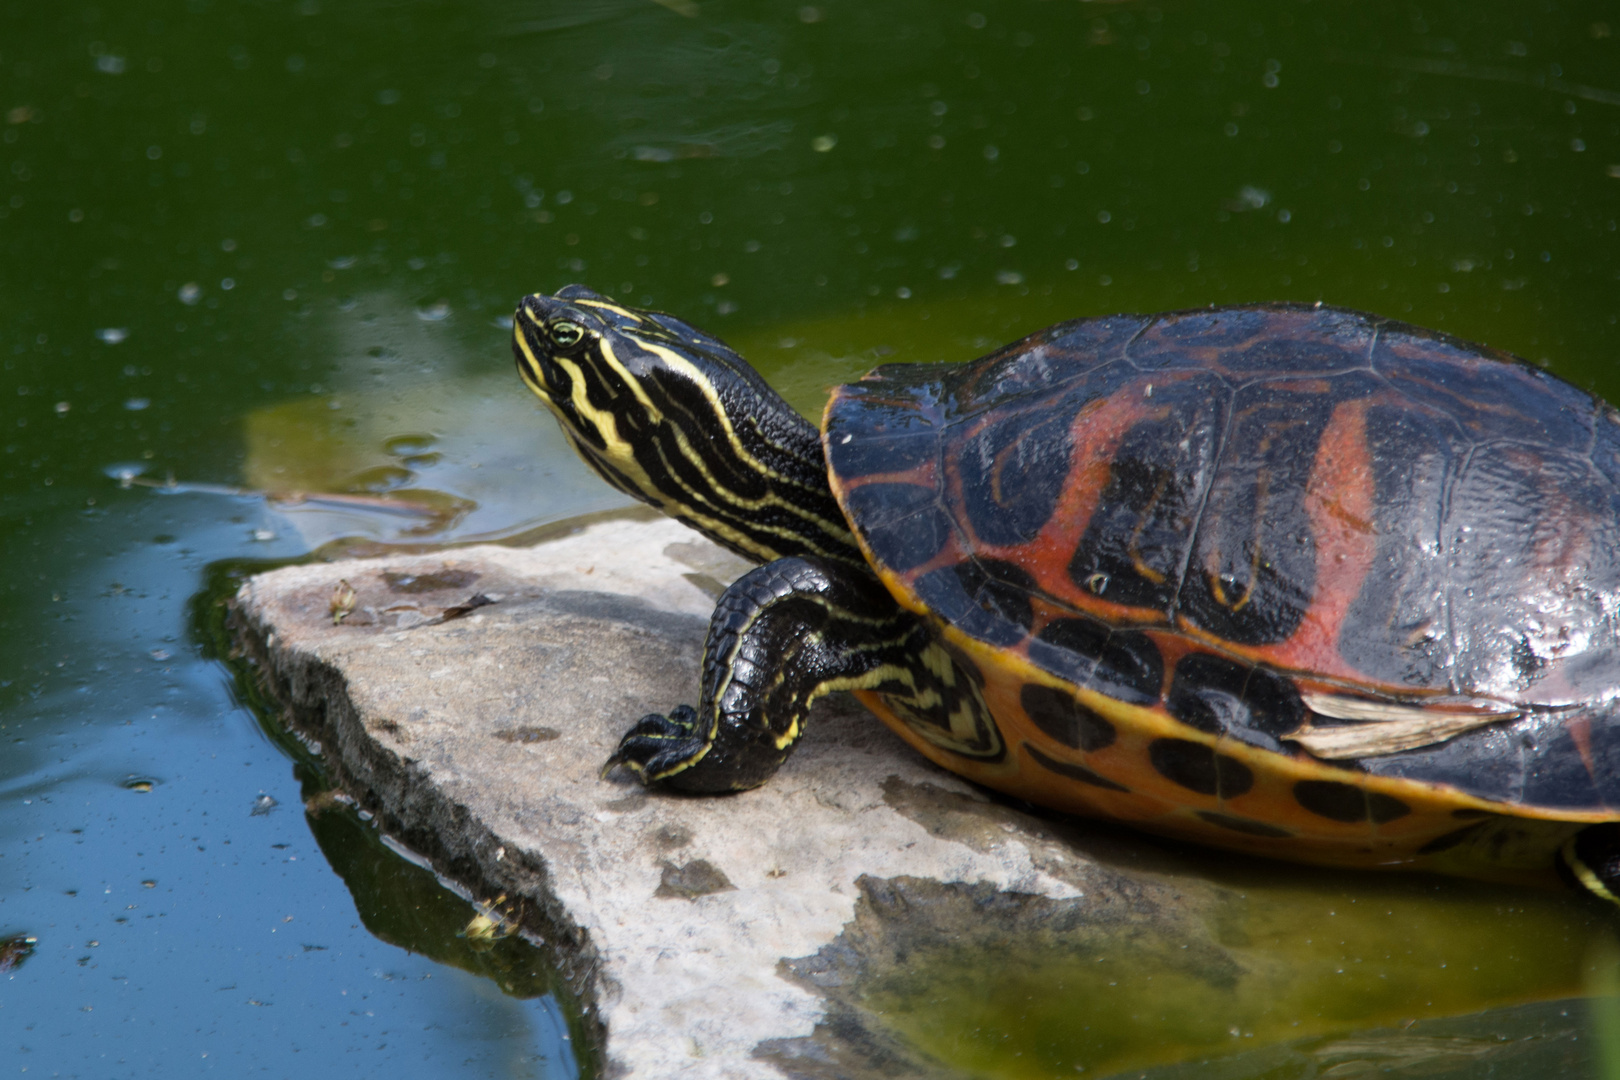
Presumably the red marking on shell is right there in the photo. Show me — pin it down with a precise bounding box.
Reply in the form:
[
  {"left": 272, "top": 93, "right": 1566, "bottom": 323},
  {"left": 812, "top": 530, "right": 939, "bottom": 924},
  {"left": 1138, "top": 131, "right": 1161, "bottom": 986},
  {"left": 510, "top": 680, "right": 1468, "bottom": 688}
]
[
  {"left": 935, "top": 375, "right": 1182, "bottom": 623},
  {"left": 1241, "top": 396, "right": 1379, "bottom": 681},
  {"left": 1568, "top": 715, "right": 1598, "bottom": 786}
]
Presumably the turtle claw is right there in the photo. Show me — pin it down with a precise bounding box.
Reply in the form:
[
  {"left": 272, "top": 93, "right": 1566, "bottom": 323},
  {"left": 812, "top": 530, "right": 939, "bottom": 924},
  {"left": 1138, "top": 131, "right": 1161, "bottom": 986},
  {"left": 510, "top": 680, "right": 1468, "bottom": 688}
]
[{"left": 601, "top": 704, "right": 709, "bottom": 783}]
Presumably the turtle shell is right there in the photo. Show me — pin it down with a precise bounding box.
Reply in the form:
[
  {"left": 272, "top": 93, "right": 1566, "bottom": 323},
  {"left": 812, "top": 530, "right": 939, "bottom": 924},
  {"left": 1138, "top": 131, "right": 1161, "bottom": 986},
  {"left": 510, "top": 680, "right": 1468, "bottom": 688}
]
[{"left": 823, "top": 303, "right": 1620, "bottom": 883}]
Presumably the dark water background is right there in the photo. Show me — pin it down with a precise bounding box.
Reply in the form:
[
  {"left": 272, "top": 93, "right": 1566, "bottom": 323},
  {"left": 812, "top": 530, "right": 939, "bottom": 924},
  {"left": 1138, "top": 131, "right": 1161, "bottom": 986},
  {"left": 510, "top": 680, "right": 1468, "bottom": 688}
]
[{"left": 2, "top": 0, "right": 1618, "bottom": 1075}]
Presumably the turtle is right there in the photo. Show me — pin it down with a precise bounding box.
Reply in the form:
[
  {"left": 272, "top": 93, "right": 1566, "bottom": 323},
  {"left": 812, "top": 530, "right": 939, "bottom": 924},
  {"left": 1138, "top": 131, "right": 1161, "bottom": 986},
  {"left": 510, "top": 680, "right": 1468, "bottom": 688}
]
[{"left": 512, "top": 284, "right": 1620, "bottom": 902}]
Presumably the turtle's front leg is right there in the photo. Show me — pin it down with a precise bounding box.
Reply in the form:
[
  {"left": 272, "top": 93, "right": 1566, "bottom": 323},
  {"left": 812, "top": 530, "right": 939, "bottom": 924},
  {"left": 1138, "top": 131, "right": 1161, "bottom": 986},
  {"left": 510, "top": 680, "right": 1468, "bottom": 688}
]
[{"left": 604, "top": 556, "right": 923, "bottom": 793}]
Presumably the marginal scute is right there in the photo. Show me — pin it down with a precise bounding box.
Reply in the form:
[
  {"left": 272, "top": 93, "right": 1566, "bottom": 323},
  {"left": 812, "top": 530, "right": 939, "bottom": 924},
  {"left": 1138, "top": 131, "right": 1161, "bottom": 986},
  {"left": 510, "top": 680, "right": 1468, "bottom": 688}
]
[
  {"left": 1166, "top": 653, "right": 1305, "bottom": 747},
  {"left": 1023, "top": 743, "right": 1130, "bottom": 791},
  {"left": 840, "top": 482, "right": 951, "bottom": 572},
  {"left": 1028, "top": 618, "right": 1164, "bottom": 705},
  {"left": 956, "top": 559, "right": 1037, "bottom": 634},
  {"left": 1148, "top": 738, "right": 1255, "bottom": 798},
  {"left": 1019, "top": 683, "right": 1116, "bottom": 751},
  {"left": 914, "top": 560, "right": 1035, "bottom": 649},
  {"left": 825, "top": 400, "right": 939, "bottom": 478}
]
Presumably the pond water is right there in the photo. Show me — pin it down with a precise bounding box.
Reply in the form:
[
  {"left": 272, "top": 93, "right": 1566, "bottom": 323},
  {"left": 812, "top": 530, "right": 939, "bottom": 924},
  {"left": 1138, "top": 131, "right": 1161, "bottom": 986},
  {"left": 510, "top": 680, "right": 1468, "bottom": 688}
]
[{"left": 2, "top": 0, "right": 1618, "bottom": 1075}]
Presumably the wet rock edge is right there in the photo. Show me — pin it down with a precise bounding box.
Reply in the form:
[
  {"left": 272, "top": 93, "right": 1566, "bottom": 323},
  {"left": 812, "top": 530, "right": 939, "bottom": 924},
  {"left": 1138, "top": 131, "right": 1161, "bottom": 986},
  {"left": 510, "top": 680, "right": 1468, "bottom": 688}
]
[{"left": 226, "top": 598, "right": 610, "bottom": 1056}]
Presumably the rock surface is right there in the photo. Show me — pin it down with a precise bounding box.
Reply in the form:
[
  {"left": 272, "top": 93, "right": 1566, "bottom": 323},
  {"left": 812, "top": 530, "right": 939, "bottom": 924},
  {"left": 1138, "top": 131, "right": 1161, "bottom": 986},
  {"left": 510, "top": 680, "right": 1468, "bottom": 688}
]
[{"left": 229, "top": 513, "right": 1178, "bottom": 1077}]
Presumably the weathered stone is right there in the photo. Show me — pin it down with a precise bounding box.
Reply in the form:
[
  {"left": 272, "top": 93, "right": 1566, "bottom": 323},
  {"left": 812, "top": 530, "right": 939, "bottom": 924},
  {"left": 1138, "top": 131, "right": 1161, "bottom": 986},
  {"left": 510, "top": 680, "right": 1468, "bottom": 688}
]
[
  {"left": 230, "top": 514, "right": 1135, "bottom": 1075},
  {"left": 229, "top": 513, "right": 1606, "bottom": 1080}
]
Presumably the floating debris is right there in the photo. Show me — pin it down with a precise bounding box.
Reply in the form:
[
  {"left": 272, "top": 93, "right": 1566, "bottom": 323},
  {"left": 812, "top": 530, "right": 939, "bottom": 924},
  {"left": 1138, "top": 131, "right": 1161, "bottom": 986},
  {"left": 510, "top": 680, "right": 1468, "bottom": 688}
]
[
  {"left": 0, "top": 934, "right": 38, "bottom": 972},
  {"left": 303, "top": 789, "right": 357, "bottom": 817},
  {"left": 330, "top": 580, "right": 358, "bottom": 625}
]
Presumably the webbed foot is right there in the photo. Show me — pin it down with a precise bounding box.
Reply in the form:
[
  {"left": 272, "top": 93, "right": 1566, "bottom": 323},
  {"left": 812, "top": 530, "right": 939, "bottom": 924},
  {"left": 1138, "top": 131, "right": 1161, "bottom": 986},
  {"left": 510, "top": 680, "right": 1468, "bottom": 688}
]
[{"left": 601, "top": 704, "right": 709, "bottom": 783}]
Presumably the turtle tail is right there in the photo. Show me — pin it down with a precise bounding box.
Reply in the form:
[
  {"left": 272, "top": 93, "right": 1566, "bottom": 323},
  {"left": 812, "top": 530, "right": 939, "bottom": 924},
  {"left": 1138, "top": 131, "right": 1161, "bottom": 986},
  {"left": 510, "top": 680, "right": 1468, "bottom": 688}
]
[{"left": 1559, "top": 825, "right": 1620, "bottom": 905}]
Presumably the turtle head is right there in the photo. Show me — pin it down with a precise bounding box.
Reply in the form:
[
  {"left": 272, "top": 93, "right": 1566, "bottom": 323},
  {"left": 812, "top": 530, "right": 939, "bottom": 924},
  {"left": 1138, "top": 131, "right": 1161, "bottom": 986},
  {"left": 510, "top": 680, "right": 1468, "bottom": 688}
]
[
  {"left": 512, "top": 284, "right": 671, "bottom": 433},
  {"left": 512, "top": 285, "right": 862, "bottom": 566}
]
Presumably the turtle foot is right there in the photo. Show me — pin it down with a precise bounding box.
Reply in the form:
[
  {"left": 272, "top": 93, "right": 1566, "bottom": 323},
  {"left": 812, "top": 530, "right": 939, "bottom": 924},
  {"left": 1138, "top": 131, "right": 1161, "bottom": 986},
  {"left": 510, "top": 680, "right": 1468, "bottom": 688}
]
[{"left": 601, "top": 704, "right": 708, "bottom": 783}]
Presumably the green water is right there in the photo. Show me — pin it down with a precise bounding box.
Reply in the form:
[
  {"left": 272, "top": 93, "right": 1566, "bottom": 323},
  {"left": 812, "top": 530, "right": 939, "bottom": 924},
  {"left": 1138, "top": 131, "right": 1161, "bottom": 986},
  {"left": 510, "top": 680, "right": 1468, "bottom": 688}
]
[{"left": 2, "top": 0, "right": 1618, "bottom": 1075}]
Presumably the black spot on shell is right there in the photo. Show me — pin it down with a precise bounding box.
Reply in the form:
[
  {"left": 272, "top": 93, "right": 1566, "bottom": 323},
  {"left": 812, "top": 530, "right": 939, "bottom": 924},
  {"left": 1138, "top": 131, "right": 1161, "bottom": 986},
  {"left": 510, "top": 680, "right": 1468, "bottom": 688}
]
[
  {"left": 1195, "top": 810, "right": 1293, "bottom": 838},
  {"left": 1023, "top": 743, "right": 1130, "bottom": 791},
  {"left": 841, "top": 482, "right": 951, "bottom": 572},
  {"left": 1293, "top": 780, "right": 1412, "bottom": 825},
  {"left": 1148, "top": 738, "right": 1254, "bottom": 797},
  {"left": 1368, "top": 792, "right": 1413, "bottom": 824},
  {"left": 1028, "top": 618, "right": 1163, "bottom": 705},
  {"left": 1417, "top": 822, "right": 1488, "bottom": 855},
  {"left": 1166, "top": 654, "right": 1305, "bottom": 748},
  {"left": 1020, "top": 683, "right": 1116, "bottom": 751},
  {"left": 959, "top": 408, "right": 1073, "bottom": 546}
]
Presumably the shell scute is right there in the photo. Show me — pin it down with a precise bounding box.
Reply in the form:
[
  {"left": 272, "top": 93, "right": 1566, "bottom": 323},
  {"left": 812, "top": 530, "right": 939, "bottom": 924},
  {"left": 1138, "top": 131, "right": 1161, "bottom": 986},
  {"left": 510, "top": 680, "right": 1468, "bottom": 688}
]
[
  {"left": 948, "top": 313, "right": 1149, "bottom": 414},
  {"left": 1372, "top": 326, "right": 1596, "bottom": 452},
  {"left": 1028, "top": 617, "right": 1164, "bottom": 706},
  {"left": 1125, "top": 304, "right": 1374, "bottom": 378},
  {"left": 1065, "top": 371, "right": 1227, "bottom": 614},
  {"left": 910, "top": 558, "right": 1040, "bottom": 648},
  {"left": 824, "top": 400, "right": 938, "bottom": 477},
  {"left": 959, "top": 406, "right": 1075, "bottom": 547},
  {"left": 838, "top": 482, "right": 951, "bottom": 572},
  {"left": 1337, "top": 402, "right": 1457, "bottom": 688},
  {"left": 1174, "top": 381, "right": 1340, "bottom": 646},
  {"left": 1165, "top": 652, "right": 1305, "bottom": 751}
]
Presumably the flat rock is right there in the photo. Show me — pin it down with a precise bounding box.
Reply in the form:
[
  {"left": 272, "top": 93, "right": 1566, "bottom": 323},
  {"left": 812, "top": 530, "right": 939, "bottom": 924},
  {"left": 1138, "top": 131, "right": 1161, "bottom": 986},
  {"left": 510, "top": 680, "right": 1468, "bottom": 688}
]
[{"left": 230, "top": 514, "right": 1589, "bottom": 1079}]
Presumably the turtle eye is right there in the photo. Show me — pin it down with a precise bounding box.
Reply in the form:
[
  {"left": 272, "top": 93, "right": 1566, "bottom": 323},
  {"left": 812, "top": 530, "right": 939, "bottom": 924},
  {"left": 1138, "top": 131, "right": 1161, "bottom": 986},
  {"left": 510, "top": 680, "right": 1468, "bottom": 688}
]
[{"left": 549, "top": 320, "right": 585, "bottom": 349}]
